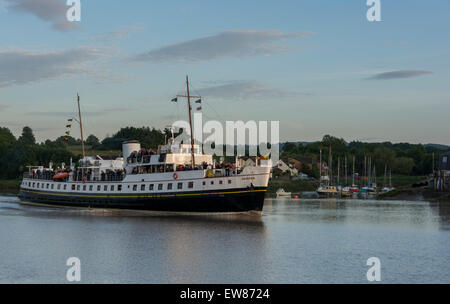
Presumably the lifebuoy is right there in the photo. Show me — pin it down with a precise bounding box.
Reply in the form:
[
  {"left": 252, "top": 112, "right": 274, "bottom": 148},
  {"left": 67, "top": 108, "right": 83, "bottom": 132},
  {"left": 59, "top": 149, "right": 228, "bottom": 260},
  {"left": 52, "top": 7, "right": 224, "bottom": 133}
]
[{"left": 173, "top": 173, "right": 178, "bottom": 180}]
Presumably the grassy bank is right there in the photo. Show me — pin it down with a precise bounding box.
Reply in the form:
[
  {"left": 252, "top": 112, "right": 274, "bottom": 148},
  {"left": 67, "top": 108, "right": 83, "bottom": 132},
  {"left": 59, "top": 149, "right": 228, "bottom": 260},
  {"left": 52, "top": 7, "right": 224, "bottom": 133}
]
[
  {"left": 268, "top": 179, "right": 318, "bottom": 194},
  {"left": 0, "top": 179, "right": 21, "bottom": 194},
  {"left": 68, "top": 145, "right": 122, "bottom": 158}
]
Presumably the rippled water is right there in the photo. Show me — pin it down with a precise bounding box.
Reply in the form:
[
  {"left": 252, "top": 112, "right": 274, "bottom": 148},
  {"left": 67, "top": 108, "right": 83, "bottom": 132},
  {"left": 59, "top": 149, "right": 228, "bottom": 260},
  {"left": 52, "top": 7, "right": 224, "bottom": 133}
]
[{"left": 1, "top": 194, "right": 449, "bottom": 283}]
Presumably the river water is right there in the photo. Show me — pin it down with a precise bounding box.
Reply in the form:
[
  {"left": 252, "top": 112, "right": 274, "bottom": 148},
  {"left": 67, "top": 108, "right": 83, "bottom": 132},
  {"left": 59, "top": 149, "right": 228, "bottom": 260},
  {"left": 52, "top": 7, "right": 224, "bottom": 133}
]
[{"left": 0, "top": 194, "right": 449, "bottom": 284}]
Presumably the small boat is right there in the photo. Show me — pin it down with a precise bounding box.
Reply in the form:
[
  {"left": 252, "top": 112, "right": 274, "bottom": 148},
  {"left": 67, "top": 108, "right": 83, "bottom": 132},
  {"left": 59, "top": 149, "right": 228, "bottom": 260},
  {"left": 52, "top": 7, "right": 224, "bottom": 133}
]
[
  {"left": 341, "top": 186, "right": 352, "bottom": 196},
  {"left": 349, "top": 185, "right": 360, "bottom": 193},
  {"left": 276, "top": 188, "right": 291, "bottom": 198},
  {"left": 53, "top": 172, "right": 69, "bottom": 180},
  {"left": 381, "top": 187, "right": 395, "bottom": 193},
  {"left": 316, "top": 185, "right": 339, "bottom": 196}
]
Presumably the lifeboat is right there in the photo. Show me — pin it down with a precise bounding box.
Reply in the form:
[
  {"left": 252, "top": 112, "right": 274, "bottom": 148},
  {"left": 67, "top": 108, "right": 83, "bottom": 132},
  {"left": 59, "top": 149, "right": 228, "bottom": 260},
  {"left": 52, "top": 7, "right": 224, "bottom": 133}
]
[{"left": 53, "top": 172, "right": 69, "bottom": 180}]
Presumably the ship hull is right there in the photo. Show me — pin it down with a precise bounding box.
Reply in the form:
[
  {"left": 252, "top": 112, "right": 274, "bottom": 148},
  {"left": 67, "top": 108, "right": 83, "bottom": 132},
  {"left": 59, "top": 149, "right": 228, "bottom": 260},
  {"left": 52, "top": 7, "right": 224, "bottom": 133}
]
[{"left": 18, "top": 187, "right": 267, "bottom": 214}]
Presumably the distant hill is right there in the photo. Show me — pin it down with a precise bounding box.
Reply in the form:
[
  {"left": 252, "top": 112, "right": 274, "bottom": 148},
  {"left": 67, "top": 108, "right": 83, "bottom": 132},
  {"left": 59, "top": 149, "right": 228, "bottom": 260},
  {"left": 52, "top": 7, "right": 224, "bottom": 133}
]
[
  {"left": 424, "top": 144, "right": 450, "bottom": 150},
  {"left": 281, "top": 141, "right": 450, "bottom": 151}
]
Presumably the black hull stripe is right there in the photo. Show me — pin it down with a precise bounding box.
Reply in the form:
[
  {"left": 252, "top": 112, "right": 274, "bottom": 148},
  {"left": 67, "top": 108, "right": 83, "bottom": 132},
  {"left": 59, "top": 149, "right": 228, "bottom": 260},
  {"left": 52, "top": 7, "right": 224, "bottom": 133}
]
[
  {"left": 20, "top": 188, "right": 266, "bottom": 199},
  {"left": 18, "top": 188, "right": 267, "bottom": 213}
]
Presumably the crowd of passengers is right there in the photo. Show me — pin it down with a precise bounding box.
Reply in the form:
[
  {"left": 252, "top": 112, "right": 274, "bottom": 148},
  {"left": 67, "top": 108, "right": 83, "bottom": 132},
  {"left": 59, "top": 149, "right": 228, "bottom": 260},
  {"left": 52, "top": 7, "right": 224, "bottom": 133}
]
[
  {"left": 127, "top": 149, "right": 157, "bottom": 164},
  {"left": 130, "top": 161, "right": 239, "bottom": 177},
  {"left": 30, "top": 168, "right": 61, "bottom": 180},
  {"left": 73, "top": 168, "right": 126, "bottom": 182},
  {"left": 30, "top": 168, "right": 126, "bottom": 182}
]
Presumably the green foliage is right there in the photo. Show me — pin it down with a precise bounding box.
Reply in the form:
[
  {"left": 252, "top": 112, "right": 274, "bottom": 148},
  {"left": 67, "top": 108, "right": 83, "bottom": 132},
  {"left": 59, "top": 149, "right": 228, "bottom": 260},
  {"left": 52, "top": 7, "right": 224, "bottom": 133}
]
[
  {"left": 102, "top": 126, "right": 169, "bottom": 150},
  {"left": 281, "top": 136, "right": 445, "bottom": 176},
  {"left": 86, "top": 134, "right": 100, "bottom": 147},
  {"left": 18, "top": 126, "right": 35, "bottom": 145},
  {"left": 0, "top": 127, "right": 75, "bottom": 179},
  {"left": 393, "top": 157, "right": 415, "bottom": 175}
]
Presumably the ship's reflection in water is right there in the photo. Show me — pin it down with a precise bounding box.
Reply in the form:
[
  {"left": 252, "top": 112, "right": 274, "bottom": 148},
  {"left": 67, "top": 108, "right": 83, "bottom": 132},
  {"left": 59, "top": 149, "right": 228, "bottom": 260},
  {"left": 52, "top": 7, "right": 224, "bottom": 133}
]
[{"left": 1, "top": 195, "right": 450, "bottom": 283}]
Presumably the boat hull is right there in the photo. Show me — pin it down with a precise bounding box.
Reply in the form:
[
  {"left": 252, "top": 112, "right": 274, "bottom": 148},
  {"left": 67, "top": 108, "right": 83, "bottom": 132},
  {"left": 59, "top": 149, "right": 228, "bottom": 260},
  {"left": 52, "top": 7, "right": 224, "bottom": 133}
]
[{"left": 18, "top": 187, "right": 267, "bottom": 213}]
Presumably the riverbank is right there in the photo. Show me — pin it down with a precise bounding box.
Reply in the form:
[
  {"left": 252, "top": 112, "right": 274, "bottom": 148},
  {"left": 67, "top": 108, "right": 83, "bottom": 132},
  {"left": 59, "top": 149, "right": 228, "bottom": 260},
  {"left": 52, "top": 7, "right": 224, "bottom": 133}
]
[
  {"left": 0, "top": 179, "right": 20, "bottom": 194},
  {"left": 268, "top": 179, "right": 318, "bottom": 194},
  {"left": 378, "top": 187, "right": 450, "bottom": 202}
]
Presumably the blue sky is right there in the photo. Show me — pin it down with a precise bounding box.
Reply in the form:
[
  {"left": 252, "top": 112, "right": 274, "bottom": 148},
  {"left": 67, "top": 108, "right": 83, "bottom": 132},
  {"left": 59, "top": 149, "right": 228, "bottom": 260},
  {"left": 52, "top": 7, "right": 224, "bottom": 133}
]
[{"left": 0, "top": 0, "right": 449, "bottom": 144}]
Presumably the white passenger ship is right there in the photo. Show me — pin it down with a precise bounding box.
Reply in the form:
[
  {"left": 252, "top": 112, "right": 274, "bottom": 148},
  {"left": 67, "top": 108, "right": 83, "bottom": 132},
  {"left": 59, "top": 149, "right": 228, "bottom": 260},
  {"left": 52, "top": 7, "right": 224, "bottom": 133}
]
[{"left": 18, "top": 77, "right": 272, "bottom": 214}]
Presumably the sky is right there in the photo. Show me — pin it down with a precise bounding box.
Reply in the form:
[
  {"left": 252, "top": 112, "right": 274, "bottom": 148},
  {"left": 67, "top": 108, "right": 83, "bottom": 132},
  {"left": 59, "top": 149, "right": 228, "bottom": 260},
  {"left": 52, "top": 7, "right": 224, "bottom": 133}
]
[{"left": 0, "top": 0, "right": 449, "bottom": 145}]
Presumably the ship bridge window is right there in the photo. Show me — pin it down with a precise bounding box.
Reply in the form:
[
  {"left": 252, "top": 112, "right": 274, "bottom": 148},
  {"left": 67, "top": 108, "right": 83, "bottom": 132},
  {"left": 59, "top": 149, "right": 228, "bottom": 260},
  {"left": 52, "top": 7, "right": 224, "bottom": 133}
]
[
  {"left": 111, "top": 185, "right": 115, "bottom": 191},
  {"left": 149, "top": 184, "right": 154, "bottom": 191},
  {"left": 158, "top": 184, "right": 163, "bottom": 191},
  {"left": 188, "top": 182, "right": 194, "bottom": 189},
  {"left": 89, "top": 185, "right": 93, "bottom": 191},
  {"left": 177, "top": 183, "right": 183, "bottom": 190},
  {"left": 167, "top": 183, "right": 173, "bottom": 190},
  {"left": 97, "top": 185, "right": 101, "bottom": 191},
  {"left": 83, "top": 185, "right": 87, "bottom": 191},
  {"left": 141, "top": 184, "right": 145, "bottom": 191},
  {"left": 133, "top": 185, "right": 137, "bottom": 191},
  {"left": 57, "top": 184, "right": 61, "bottom": 190},
  {"left": 51, "top": 184, "right": 54, "bottom": 189},
  {"left": 104, "top": 185, "right": 108, "bottom": 192}
]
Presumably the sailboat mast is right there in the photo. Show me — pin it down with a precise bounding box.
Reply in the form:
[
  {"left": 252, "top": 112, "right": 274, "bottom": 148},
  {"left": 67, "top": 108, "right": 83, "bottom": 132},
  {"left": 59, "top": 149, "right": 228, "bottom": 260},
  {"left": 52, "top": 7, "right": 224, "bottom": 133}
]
[
  {"left": 77, "top": 94, "right": 85, "bottom": 159},
  {"left": 352, "top": 156, "right": 355, "bottom": 186},
  {"left": 345, "top": 156, "right": 348, "bottom": 186},
  {"left": 337, "top": 157, "right": 340, "bottom": 186},
  {"left": 186, "top": 76, "right": 195, "bottom": 168},
  {"left": 329, "top": 146, "right": 332, "bottom": 185},
  {"left": 319, "top": 149, "right": 322, "bottom": 186}
]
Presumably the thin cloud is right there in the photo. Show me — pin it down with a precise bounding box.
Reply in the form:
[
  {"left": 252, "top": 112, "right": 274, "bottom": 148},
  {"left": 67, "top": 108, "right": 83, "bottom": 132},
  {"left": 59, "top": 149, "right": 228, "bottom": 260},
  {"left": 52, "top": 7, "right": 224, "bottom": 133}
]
[
  {"left": 196, "top": 81, "right": 310, "bottom": 100},
  {"left": 26, "top": 107, "right": 132, "bottom": 117},
  {"left": 0, "top": 104, "right": 12, "bottom": 111},
  {"left": 367, "top": 70, "right": 433, "bottom": 80},
  {"left": 134, "top": 30, "right": 314, "bottom": 62},
  {"left": 0, "top": 46, "right": 105, "bottom": 88},
  {"left": 5, "top": 0, "right": 78, "bottom": 31},
  {"left": 86, "top": 25, "right": 143, "bottom": 43}
]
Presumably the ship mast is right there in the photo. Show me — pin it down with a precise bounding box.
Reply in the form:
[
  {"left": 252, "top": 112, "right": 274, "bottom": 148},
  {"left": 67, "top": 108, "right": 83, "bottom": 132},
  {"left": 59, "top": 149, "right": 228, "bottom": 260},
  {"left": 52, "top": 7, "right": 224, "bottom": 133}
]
[
  {"left": 77, "top": 94, "right": 86, "bottom": 159},
  {"left": 175, "top": 76, "right": 201, "bottom": 168}
]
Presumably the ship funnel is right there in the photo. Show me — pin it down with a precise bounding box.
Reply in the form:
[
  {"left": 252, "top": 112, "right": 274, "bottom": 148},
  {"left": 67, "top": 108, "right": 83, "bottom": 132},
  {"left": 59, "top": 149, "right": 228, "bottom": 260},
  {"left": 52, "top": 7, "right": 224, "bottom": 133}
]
[{"left": 122, "top": 140, "right": 141, "bottom": 163}]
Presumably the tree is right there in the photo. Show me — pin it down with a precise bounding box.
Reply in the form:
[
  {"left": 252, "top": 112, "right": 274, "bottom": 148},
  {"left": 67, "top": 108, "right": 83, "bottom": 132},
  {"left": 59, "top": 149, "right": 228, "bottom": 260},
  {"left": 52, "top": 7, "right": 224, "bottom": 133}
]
[
  {"left": 393, "top": 157, "right": 415, "bottom": 175},
  {"left": 321, "top": 135, "right": 347, "bottom": 155},
  {"left": 86, "top": 135, "right": 100, "bottom": 146},
  {"left": 0, "top": 127, "right": 16, "bottom": 150},
  {"left": 18, "top": 126, "right": 35, "bottom": 145}
]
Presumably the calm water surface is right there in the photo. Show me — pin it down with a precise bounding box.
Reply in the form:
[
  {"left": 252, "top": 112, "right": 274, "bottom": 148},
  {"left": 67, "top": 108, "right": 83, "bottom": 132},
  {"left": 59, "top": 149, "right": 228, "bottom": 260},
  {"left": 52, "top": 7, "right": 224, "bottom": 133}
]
[{"left": 1, "top": 194, "right": 449, "bottom": 283}]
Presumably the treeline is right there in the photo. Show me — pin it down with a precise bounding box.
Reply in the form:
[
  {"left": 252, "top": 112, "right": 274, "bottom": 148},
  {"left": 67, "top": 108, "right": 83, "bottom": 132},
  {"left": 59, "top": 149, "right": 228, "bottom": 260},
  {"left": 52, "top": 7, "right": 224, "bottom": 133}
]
[
  {"left": 0, "top": 126, "right": 170, "bottom": 179},
  {"left": 0, "top": 127, "right": 74, "bottom": 179},
  {"left": 50, "top": 126, "right": 172, "bottom": 150},
  {"left": 281, "top": 135, "right": 448, "bottom": 177},
  {"left": 1, "top": 126, "right": 448, "bottom": 180}
]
